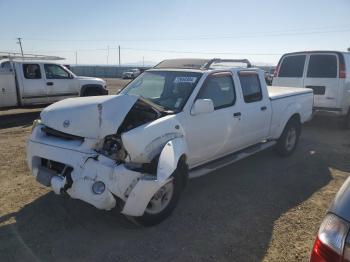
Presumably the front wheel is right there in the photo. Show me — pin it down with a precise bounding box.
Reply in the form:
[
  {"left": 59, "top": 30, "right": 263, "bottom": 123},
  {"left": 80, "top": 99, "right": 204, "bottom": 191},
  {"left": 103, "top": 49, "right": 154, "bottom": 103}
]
[
  {"left": 127, "top": 161, "right": 187, "bottom": 226},
  {"left": 275, "top": 117, "right": 301, "bottom": 157}
]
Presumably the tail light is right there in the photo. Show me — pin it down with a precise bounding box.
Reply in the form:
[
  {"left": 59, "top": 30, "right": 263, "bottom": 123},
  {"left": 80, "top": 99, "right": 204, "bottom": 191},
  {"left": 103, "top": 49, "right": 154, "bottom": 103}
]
[
  {"left": 339, "top": 63, "right": 346, "bottom": 78},
  {"left": 310, "top": 214, "right": 349, "bottom": 262}
]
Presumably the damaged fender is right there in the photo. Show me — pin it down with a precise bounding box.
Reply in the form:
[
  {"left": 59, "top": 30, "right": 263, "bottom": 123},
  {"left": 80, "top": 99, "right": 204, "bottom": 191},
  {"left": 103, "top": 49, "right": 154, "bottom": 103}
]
[
  {"left": 122, "top": 137, "right": 188, "bottom": 216},
  {"left": 157, "top": 137, "right": 188, "bottom": 182}
]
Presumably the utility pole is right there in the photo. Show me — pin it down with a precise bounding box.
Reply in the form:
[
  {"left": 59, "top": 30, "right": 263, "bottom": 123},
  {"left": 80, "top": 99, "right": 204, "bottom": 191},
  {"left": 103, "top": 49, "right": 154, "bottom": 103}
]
[
  {"left": 118, "top": 45, "right": 121, "bottom": 66},
  {"left": 143, "top": 56, "right": 145, "bottom": 67},
  {"left": 17, "top": 37, "right": 24, "bottom": 57},
  {"left": 75, "top": 50, "right": 78, "bottom": 65}
]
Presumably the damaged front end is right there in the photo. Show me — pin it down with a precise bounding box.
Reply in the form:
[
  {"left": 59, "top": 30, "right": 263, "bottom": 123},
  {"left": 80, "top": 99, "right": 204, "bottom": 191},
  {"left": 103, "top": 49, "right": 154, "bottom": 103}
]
[{"left": 27, "top": 94, "right": 188, "bottom": 217}]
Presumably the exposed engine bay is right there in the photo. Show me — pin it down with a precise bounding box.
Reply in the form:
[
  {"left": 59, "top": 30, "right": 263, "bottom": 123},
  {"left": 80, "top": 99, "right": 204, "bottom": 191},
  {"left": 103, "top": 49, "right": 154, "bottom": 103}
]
[{"left": 99, "top": 98, "right": 166, "bottom": 162}]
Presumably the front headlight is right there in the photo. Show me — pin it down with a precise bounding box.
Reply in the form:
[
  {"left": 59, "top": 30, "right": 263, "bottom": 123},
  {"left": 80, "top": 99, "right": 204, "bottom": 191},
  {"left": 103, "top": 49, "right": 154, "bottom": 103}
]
[{"left": 31, "top": 119, "right": 42, "bottom": 132}]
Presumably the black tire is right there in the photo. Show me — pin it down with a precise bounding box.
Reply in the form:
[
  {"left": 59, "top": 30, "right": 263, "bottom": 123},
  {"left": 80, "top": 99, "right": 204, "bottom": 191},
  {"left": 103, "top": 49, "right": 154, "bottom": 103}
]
[
  {"left": 127, "top": 160, "right": 188, "bottom": 227},
  {"left": 275, "top": 116, "right": 301, "bottom": 157},
  {"left": 340, "top": 110, "right": 350, "bottom": 130},
  {"left": 80, "top": 86, "right": 107, "bottom": 97}
]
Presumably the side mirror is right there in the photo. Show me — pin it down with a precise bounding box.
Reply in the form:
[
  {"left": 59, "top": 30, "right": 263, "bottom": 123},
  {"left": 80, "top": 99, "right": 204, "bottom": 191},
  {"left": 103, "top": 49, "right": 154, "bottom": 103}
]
[
  {"left": 191, "top": 99, "right": 214, "bottom": 115},
  {"left": 69, "top": 73, "right": 74, "bottom": 79}
]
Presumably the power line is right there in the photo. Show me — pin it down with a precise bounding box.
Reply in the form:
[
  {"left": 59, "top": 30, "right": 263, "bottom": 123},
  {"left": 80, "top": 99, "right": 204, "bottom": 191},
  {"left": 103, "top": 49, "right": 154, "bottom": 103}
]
[
  {"left": 122, "top": 47, "right": 282, "bottom": 56},
  {"left": 23, "top": 46, "right": 283, "bottom": 56},
  {"left": 19, "top": 26, "right": 350, "bottom": 43}
]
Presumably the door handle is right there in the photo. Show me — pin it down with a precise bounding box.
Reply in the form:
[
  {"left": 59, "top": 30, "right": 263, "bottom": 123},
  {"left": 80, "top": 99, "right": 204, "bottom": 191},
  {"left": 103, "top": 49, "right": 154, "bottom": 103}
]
[
  {"left": 261, "top": 106, "right": 267, "bottom": 111},
  {"left": 233, "top": 112, "right": 241, "bottom": 118},
  {"left": 46, "top": 82, "right": 54, "bottom": 86}
]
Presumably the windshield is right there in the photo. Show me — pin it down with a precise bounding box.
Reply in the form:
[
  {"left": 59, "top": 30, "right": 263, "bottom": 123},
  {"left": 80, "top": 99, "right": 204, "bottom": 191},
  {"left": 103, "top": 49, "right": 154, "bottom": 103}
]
[{"left": 121, "top": 71, "right": 202, "bottom": 111}]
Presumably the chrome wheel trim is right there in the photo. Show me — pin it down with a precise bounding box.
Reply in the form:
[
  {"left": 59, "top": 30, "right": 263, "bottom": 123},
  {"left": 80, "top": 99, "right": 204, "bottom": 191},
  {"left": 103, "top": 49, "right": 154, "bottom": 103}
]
[{"left": 285, "top": 127, "right": 297, "bottom": 151}]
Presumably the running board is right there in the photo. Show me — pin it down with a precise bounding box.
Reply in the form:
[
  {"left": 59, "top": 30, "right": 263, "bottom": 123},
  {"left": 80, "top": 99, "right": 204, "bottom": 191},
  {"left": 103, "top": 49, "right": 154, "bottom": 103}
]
[{"left": 189, "top": 141, "right": 276, "bottom": 179}]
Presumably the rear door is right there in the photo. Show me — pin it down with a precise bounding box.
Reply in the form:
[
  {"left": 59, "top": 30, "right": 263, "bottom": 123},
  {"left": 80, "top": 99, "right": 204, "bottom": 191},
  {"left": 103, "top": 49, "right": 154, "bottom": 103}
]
[
  {"left": 44, "top": 64, "right": 78, "bottom": 102},
  {"left": 273, "top": 54, "right": 307, "bottom": 88},
  {"left": 235, "top": 71, "right": 272, "bottom": 149},
  {"left": 20, "top": 63, "right": 47, "bottom": 104},
  {"left": 303, "top": 53, "right": 340, "bottom": 108},
  {"left": 0, "top": 62, "right": 17, "bottom": 107}
]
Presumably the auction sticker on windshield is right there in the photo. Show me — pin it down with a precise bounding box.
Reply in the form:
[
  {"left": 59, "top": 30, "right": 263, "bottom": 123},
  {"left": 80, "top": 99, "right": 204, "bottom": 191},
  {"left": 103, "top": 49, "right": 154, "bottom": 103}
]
[{"left": 174, "top": 77, "right": 197, "bottom": 84}]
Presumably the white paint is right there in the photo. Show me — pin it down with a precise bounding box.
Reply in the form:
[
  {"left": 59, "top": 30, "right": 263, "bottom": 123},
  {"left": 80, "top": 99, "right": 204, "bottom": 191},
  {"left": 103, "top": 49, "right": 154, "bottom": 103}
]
[
  {"left": 0, "top": 71, "right": 17, "bottom": 107},
  {"left": 51, "top": 176, "right": 66, "bottom": 194},
  {"left": 0, "top": 59, "right": 106, "bottom": 108},
  {"left": 27, "top": 65, "right": 314, "bottom": 218},
  {"left": 157, "top": 138, "right": 188, "bottom": 182},
  {"left": 122, "top": 178, "right": 171, "bottom": 216},
  {"left": 273, "top": 51, "right": 350, "bottom": 116},
  {"left": 41, "top": 94, "right": 138, "bottom": 139}
]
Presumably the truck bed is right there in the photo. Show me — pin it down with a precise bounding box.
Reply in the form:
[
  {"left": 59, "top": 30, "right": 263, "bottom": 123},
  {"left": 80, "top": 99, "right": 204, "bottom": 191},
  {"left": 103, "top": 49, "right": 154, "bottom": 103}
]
[{"left": 268, "top": 86, "right": 312, "bottom": 100}]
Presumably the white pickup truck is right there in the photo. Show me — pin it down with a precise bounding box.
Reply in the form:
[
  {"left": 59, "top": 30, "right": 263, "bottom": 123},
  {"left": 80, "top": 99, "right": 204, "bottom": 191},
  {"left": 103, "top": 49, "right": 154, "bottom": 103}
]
[
  {"left": 0, "top": 58, "right": 107, "bottom": 108},
  {"left": 27, "top": 58, "right": 313, "bottom": 226}
]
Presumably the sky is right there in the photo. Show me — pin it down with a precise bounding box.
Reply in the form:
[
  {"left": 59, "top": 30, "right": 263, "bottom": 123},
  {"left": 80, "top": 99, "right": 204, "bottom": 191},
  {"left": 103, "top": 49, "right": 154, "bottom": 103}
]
[{"left": 0, "top": 0, "right": 349, "bottom": 66}]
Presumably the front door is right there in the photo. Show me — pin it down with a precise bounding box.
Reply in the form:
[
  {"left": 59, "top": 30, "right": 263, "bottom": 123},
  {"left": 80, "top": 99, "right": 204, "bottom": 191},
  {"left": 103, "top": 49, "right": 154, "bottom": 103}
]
[
  {"left": 303, "top": 53, "right": 340, "bottom": 108},
  {"left": 44, "top": 64, "right": 78, "bottom": 102},
  {"left": 185, "top": 72, "right": 240, "bottom": 168},
  {"left": 20, "top": 63, "right": 47, "bottom": 104}
]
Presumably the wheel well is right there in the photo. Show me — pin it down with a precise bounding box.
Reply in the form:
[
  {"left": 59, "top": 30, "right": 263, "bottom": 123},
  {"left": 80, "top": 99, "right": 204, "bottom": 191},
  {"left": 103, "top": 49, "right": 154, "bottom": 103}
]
[
  {"left": 289, "top": 113, "right": 301, "bottom": 124},
  {"left": 80, "top": 84, "right": 104, "bottom": 96},
  {"left": 178, "top": 154, "right": 189, "bottom": 188},
  {"left": 286, "top": 113, "right": 302, "bottom": 134}
]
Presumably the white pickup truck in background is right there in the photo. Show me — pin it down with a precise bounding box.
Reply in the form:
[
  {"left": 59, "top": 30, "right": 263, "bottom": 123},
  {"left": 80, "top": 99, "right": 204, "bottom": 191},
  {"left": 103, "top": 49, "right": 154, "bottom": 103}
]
[
  {"left": 27, "top": 58, "right": 313, "bottom": 226},
  {"left": 273, "top": 51, "right": 350, "bottom": 128},
  {"left": 0, "top": 55, "right": 108, "bottom": 108}
]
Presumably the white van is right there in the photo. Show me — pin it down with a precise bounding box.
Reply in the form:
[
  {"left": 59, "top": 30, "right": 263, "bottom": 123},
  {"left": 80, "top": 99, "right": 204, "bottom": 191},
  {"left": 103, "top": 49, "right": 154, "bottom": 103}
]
[{"left": 273, "top": 51, "right": 350, "bottom": 128}]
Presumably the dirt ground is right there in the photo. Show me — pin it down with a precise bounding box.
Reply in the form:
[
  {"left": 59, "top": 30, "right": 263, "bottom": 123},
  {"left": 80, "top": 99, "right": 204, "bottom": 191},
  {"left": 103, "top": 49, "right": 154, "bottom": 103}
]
[{"left": 0, "top": 79, "right": 349, "bottom": 262}]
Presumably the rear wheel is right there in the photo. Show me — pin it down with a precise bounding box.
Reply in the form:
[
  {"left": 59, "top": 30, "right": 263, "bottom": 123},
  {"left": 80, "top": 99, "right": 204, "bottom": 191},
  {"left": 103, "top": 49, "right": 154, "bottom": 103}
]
[
  {"left": 275, "top": 117, "right": 301, "bottom": 156},
  {"left": 127, "top": 160, "right": 187, "bottom": 227},
  {"left": 340, "top": 110, "right": 350, "bottom": 130}
]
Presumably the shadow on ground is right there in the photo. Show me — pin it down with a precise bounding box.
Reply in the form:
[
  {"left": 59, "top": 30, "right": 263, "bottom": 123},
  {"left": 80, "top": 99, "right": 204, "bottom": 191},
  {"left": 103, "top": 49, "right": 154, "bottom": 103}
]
[
  {"left": 0, "top": 119, "right": 349, "bottom": 262},
  {"left": 0, "top": 110, "right": 41, "bottom": 129}
]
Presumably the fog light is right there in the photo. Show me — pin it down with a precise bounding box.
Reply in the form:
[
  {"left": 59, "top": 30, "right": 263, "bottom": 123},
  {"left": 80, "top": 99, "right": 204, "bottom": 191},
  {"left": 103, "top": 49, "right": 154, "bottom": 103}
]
[{"left": 92, "top": 181, "right": 105, "bottom": 195}]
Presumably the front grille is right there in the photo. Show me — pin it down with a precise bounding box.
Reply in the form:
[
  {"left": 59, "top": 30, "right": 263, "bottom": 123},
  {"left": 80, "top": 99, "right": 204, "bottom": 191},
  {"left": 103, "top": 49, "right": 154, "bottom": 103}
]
[
  {"left": 42, "top": 126, "right": 84, "bottom": 141},
  {"left": 41, "top": 158, "right": 66, "bottom": 173}
]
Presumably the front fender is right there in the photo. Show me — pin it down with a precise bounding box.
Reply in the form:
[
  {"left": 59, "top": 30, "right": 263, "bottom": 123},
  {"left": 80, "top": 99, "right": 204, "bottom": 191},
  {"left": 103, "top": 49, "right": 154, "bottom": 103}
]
[
  {"left": 121, "top": 137, "right": 188, "bottom": 216},
  {"left": 157, "top": 137, "right": 188, "bottom": 182}
]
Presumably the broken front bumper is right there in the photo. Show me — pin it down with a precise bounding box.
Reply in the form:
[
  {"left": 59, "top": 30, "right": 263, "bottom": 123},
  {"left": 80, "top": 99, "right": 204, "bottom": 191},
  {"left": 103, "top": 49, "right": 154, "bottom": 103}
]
[{"left": 26, "top": 126, "right": 168, "bottom": 216}]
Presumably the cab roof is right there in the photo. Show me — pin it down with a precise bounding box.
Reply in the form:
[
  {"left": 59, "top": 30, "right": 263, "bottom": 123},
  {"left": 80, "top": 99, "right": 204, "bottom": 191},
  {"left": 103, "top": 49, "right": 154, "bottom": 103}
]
[{"left": 153, "top": 58, "right": 252, "bottom": 71}]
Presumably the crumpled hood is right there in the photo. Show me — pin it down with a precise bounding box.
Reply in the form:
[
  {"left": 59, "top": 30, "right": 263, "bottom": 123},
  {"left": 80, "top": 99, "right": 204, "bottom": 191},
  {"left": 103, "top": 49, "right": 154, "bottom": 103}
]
[{"left": 40, "top": 95, "right": 138, "bottom": 139}]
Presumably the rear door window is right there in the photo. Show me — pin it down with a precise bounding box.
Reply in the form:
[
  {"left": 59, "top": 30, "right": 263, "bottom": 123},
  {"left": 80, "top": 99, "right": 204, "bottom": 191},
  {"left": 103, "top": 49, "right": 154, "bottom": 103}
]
[
  {"left": 307, "top": 54, "right": 337, "bottom": 78},
  {"left": 23, "top": 64, "right": 42, "bottom": 79},
  {"left": 278, "top": 55, "right": 306, "bottom": 77},
  {"left": 238, "top": 72, "right": 263, "bottom": 103}
]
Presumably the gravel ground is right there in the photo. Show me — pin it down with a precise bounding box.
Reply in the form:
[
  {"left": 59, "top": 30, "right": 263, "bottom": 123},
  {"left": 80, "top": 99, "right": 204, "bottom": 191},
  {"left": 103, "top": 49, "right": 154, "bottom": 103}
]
[{"left": 0, "top": 79, "right": 349, "bottom": 262}]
